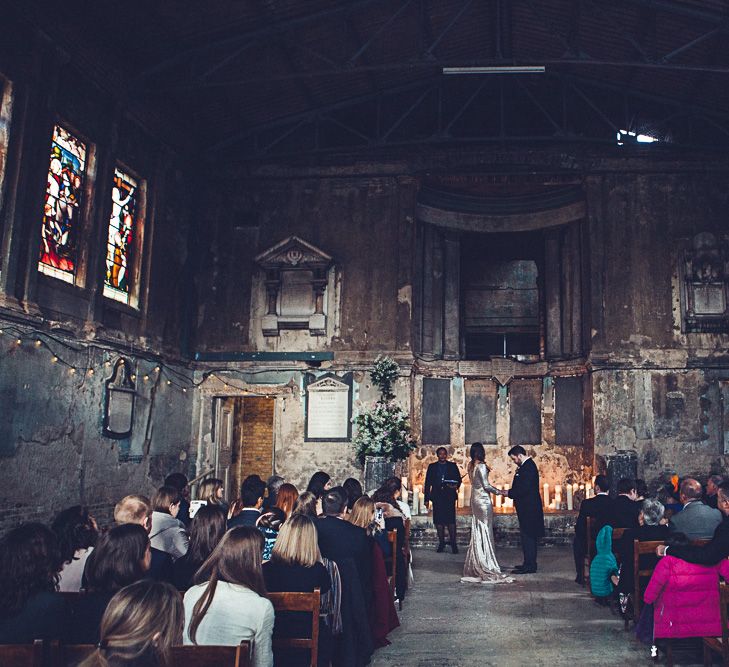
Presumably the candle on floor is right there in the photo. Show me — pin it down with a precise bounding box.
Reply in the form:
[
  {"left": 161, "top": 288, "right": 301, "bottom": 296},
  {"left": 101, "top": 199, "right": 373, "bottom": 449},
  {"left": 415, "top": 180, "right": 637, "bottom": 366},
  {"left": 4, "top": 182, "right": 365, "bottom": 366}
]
[
  {"left": 412, "top": 488, "right": 420, "bottom": 515},
  {"left": 464, "top": 483, "right": 471, "bottom": 507},
  {"left": 543, "top": 482, "right": 550, "bottom": 509},
  {"left": 567, "top": 483, "right": 574, "bottom": 510},
  {"left": 505, "top": 496, "right": 513, "bottom": 509},
  {"left": 555, "top": 484, "right": 562, "bottom": 508},
  {"left": 458, "top": 485, "right": 465, "bottom": 508}
]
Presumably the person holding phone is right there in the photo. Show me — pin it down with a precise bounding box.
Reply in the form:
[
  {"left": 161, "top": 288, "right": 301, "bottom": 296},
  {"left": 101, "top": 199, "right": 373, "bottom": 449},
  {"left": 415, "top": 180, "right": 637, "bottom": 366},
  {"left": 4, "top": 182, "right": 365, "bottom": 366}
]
[{"left": 423, "top": 447, "right": 462, "bottom": 553}]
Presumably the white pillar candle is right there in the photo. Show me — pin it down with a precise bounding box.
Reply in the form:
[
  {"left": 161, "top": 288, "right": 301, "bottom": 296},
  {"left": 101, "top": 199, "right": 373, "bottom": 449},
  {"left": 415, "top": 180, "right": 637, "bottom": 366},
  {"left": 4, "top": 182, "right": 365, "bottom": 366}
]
[
  {"left": 401, "top": 486, "right": 408, "bottom": 504},
  {"left": 543, "top": 482, "right": 550, "bottom": 509},
  {"left": 566, "top": 484, "right": 574, "bottom": 511},
  {"left": 458, "top": 485, "right": 465, "bottom": 508},
  {"left": 555, "top": 484, "right": 562, "bottom": 508},
  {"left": 412, "top": 488, "right": 420, "bottom": 516},
  {"left": 464, "top": 483, "right": 471, "bottom": 507}
]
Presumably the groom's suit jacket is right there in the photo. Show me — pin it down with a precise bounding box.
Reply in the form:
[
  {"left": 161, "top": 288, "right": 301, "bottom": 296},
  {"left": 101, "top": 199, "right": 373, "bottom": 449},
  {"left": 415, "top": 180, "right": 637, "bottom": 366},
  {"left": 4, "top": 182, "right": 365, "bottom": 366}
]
[{"left": 508, "top": 457, "right": 545, "bottom": 538}]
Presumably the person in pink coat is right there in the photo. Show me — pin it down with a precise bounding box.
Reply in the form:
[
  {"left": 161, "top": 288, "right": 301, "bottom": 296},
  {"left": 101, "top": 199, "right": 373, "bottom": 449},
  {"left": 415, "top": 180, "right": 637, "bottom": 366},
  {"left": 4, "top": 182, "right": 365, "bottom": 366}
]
[{"left": 644, "top": 534, "right": 729, "bottom": 639}]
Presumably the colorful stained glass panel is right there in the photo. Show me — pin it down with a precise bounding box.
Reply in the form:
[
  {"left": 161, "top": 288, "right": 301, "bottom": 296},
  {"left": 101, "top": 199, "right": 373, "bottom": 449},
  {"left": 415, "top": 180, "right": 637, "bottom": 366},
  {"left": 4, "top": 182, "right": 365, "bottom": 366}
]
[
  {"left": 103, "top": 168, "right": 138, "bottom": 304},
  {"left": 38, "top": 125, "right": 87, "bottom": 282}
]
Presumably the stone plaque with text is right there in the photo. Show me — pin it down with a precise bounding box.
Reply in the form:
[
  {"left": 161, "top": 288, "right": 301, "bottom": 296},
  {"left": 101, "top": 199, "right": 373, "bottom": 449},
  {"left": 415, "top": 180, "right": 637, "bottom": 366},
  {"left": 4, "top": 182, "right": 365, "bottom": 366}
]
[{"left": 305, "top": 374, "right": 352, "bottom": 441}]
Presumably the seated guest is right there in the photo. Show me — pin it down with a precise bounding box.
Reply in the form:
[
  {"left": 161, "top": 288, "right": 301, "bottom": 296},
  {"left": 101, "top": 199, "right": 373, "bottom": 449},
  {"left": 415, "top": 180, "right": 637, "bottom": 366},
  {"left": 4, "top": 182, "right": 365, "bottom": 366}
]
[
  {"left": 657, "top": 480, "right": 729, "bottom": 564},
  {"left": 150, "top": 485, "right": 189, "bottom": 561},
  {"left": 115, "top": 494, "right": 173, "bottom": 583},
  {"left": 165, "top": 472, "right": 191, "bottom": 527},
  {"left": 184, "top": 527, "right": 274, "bottom": 667},
  {"left": 704, "top": 474, "right": 724, "bottom": 509},
  {"left": 635, "top": 479, "right": 648, "bottom": 501},
  {"left": 66, "top": 523, "right": 151, "bottom": 644},
  {"left": 173, "top": 504, "right": 227, "bottom": 591},
  {"left": 573, "top": 474, "right": 612, "bottom": 584},
  {"left": 263, "top": 514, "right": 332, "bottom": 666},
  {"left": 613, "top": 498, "right": 669, "bottom": 616},
  {"left": 0, "top": 523, "right": 66, "bottom": 644},
  {"left": 372, "top": 478, "right": 408, "bottom": 602},
  {"left": 257, "top": 508, "right": 286, "bottom": 562},
  {"left": 79, "top": 580, "right": 184, "bottom": 667},
  {"left": 589, "top": 525, "right": 618, "bottom": 606},
  {"left": 229, "top": 475, "right": 267, "bottom": 528},
  {"left": 196, "top": 477, "right": 229, "bottom": 516},
  {"left": 274, "top": 483, "right": 299, "bottom": 519},
  {"left": 52, "top": 505, "right": 98, "bottom": 592},
  {"left": 348, "top": 496, "right": 400, "bottom": 648},
  {"left": 307, "top": 472, "right": 332, "bottom": 515},
  {"left": 669, "top": 478, "right": 722, "bottom": 540},
  {"left": 343, "top": 478, "right": 363, "bottom": 512},
  {"left": 645, "top": 533, "right": 729, "bottom": 643},
  {"left": 611, "top": 478, "right": 641, "bottom": 529},
  {"left": 264, "top": 475, "right": 285, "bottom": 509},
  {"left": 292, "top": 491, "right": 319, "bottom": 519}
]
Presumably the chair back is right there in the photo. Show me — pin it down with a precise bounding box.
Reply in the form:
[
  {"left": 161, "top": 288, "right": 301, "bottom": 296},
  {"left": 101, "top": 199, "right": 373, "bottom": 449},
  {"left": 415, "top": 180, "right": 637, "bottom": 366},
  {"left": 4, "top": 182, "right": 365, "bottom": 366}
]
[
  {"left": 633, "top": 539, "right": 664, "bottom": 618},
  {"left": 386, "top": 529, "right": 398, "bottom": 598},
  {"left": 0, "top": 639, "right": 43, "bottom": 667},
  {"left": 51, "top": 641, "right": 251, "bottom": 667},
  {"left": 269, "top": 589, "right": 321, "bottom": 667},
  {"left": 719, "top": 580, "right": 729, "bottom": 664},
  {"left": 171, "top": 642, "right": 251, "bottom": 667},
  {"left": 611, "top": 528, "right": 625, "bottom": 562}
]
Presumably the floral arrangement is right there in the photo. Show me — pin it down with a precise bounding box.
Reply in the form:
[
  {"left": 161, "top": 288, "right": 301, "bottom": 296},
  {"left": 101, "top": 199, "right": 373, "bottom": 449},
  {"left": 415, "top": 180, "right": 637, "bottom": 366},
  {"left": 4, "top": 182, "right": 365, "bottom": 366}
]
[{"left": 352, "top": 356, "right": 417, "bottom": 464}]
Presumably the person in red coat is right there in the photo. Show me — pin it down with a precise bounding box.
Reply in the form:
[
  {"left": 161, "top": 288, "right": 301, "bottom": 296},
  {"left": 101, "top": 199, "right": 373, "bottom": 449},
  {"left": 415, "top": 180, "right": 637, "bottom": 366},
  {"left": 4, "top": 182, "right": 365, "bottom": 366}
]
[{"left": 644, "top": 533, "right": 729, "bottom": 639}]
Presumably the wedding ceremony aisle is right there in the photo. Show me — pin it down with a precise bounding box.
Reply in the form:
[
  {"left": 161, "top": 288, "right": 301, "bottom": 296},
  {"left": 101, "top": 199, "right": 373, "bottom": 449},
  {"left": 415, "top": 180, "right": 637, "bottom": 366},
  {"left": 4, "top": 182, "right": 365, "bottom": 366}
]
[{"left": 372, "top": 545, "right": 649, "bottom": 667}]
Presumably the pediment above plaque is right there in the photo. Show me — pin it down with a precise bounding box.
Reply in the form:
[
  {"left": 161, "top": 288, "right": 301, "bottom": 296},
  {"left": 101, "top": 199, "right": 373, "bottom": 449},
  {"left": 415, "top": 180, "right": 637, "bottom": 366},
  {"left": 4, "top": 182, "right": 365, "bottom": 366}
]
[
  {"left": 255, "top": 236, "right": 332, "bottom": 270},
  {"left": 308, "top": 377, "right": 349, "bottom": 392}
]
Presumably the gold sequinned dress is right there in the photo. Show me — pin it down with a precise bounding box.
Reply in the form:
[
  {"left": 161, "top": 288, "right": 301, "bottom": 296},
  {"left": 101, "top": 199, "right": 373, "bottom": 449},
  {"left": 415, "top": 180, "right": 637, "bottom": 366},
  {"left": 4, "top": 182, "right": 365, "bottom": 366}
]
[{"left": 461, "top": 463, "right": 513, "bottom": 584}]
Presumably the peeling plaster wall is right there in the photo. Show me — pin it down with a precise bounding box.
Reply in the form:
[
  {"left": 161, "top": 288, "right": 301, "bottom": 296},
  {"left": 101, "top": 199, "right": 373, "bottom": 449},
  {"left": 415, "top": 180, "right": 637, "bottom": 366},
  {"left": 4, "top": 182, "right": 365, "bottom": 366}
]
[{"left": 0, "top": 332, "right": 195, "bottom": 532}]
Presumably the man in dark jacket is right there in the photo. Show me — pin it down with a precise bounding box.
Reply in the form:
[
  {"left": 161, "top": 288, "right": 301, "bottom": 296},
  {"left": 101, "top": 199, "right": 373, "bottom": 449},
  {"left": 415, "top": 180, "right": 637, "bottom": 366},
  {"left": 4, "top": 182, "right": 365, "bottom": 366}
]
[
  {"left": 423, "top": 447, "right": 462, "bottom": 553},
  {"left": 573, "top": 474, "right": 612, "bottom": 584},
  {"left": 658, "top": 480, "right": 729, "bottom": 563},
  {"left": 507, "top": 445, "right": 544, "bottom": 574},
  {"left": 228, "top": 475, "right": 266, "bottom": 528},
  {"left": 611, "top": 478, "right": 641, "bottom": 529}
]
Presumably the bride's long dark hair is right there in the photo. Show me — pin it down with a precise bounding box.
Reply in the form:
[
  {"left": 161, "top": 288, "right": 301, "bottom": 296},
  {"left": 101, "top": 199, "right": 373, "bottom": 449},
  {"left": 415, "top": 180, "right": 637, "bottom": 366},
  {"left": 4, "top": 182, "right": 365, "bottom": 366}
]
[{"left": 468, "top": 442, "right": 489, "bottom": 474}]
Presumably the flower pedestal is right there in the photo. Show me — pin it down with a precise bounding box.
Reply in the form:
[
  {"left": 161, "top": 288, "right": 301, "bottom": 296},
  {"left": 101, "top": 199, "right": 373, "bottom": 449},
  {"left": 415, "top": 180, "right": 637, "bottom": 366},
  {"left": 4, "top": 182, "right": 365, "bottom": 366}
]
[{"left": 364, "top": 455, "right": 395, "bottom": 494}]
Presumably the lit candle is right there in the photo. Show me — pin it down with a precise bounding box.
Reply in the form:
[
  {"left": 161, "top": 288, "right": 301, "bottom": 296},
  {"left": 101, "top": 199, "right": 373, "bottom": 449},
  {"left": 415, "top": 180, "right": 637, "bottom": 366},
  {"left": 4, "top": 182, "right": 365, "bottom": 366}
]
[
  {"left": 412, "top": 488, "right": 420, "bottom": 516},
  {"left": 555, "top": 484, "right": 562, "bottom": 509},
  {"left": 401, "top": 485, "right": 408, "bottom": 505},
  {"left": 464, "top": 483, "right": 471, "bottom": 507},
  {"left": 458, "top": 486, "right": 465, "bottom": 509},
  {"left": 567, "top": 484, "right": 573, "bottom": 510},
  {"left": 543, "top": 483, "right": 550, "bottom": 509},
  {"left": 505, "top": 497, "right": 513, "bottom": 509},
  {"left": 549, "top": 500, "right": 556, "bottom": 510},
  {"left": 495, "top": 485, "right": 502, "bottom": 509}
]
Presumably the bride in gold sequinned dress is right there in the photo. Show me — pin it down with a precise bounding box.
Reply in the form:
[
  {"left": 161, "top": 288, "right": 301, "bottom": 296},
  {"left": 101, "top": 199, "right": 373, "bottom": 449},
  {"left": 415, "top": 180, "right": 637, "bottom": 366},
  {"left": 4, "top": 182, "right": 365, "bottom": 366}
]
[{"left": 461, "top": 442, "right": 514, "bottom": 584}]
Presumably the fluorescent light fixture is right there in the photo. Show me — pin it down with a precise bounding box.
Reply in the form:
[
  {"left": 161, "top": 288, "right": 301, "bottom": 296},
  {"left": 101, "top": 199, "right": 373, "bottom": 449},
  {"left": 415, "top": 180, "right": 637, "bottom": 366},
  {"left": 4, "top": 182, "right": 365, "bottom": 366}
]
[{"left": 442, "top": 65, "right": 546, "bottom": 74}]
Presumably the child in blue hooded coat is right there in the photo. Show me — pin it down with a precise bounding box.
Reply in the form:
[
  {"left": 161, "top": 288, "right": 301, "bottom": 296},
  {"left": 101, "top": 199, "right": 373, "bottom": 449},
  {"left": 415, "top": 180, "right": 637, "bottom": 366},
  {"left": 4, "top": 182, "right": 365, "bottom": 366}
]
[{"left": 590, "top": 524, "right": 618, "bottom": 605}]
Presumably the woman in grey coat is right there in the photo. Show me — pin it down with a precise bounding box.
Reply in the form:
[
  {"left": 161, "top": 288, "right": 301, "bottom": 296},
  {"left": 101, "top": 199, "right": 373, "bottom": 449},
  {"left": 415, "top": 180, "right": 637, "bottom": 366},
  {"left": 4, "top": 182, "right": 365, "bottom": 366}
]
[{"left": 150, "top": 485, "right": 189, "bottom": 561}]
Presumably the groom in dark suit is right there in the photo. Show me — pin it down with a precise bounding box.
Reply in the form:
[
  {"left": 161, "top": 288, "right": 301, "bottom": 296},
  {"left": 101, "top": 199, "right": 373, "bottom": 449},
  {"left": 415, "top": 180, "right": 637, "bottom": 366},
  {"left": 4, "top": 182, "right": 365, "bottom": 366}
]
[{"left": 507, "top": 445, "right": 545, "bottom": 574}]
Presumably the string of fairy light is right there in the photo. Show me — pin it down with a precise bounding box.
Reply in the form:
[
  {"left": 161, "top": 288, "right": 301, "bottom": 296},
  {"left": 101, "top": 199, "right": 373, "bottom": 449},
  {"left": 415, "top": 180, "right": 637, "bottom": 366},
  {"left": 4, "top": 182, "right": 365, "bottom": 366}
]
[{"left": 0, "top": 322, "right": 298, "bottom": 401}]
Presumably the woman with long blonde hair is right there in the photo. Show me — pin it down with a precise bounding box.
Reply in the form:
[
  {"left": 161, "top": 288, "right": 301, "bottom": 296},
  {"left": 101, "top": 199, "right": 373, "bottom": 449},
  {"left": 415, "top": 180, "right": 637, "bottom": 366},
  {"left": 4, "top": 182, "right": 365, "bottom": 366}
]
[
  {"left": 263, "top": 514, "right": 333, "bottom": 666},
  {"left": 196, "top": 478, "right": 227, "bottom": 510},
  {"left": 274, "top": 483, "right": 299, "bottom": 518},
  {"left": 183, "top": 527, "right": 273, "bottom": 667},
  {"left": 348, "top": 495, "right": 378, "bottom": 535},
  {"left": 80, "top": 580, "right": 183, "bottom": 667}
]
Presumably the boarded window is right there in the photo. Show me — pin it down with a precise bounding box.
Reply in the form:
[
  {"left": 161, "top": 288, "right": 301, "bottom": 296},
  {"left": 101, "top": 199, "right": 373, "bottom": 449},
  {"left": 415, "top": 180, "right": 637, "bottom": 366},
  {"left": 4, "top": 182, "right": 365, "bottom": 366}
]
[
  {"left": 422, "top": 378, "right": 450, "bottom": 445},
  {"left": 555, "top": 376, "right": 584, "bottom": 445},
  {"left": 509, "top": 379, "right": 542, "bottom": 446},
  {"left": 464, "top": 379, "right": 498, "bottom": 444}
]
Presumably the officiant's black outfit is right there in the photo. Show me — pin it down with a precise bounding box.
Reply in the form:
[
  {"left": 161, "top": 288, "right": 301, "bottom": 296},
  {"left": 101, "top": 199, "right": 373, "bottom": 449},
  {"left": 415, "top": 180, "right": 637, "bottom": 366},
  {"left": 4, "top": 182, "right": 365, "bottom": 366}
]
[
  {"left": 424, "top": 454, "right": 462, "bottom": 553},
  {"left": 508, "top": 457, "right": 544, "bottom": 572}
]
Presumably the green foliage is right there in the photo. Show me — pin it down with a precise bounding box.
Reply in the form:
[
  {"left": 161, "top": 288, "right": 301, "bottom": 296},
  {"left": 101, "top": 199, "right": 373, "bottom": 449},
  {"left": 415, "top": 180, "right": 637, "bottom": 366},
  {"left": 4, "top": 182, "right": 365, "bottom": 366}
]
[{"left": 352, "top": 357, "right": 417, "bottom": 464}]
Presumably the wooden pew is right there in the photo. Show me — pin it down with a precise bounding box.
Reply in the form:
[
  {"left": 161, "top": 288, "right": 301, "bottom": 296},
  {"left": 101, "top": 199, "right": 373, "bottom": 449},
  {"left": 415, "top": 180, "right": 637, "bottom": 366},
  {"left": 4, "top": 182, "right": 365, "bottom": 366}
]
[
  {"left": 0, "top": 639, "right": 43, "bottom": 667},
  {"left": 583, "top": 516, "right": 596, "bottom": 587},
  {"left": 269, "top": 589, "right": 321, "bottom": 667},
  {"left": 703, "top": 580, "right": 729, "bottom": 666},
  {"left": 633, "top": 539, "right": 665, "bottom": 624},
  {"left": 52, "top": 641, "right": 251, "bottom": 667}
]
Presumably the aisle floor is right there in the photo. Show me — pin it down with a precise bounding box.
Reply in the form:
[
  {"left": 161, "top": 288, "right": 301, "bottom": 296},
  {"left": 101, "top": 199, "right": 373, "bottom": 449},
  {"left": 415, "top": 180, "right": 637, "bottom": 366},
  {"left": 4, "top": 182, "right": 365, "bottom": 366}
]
[{"left": 370, "top": 545, "right": 698, "bottom": 667}]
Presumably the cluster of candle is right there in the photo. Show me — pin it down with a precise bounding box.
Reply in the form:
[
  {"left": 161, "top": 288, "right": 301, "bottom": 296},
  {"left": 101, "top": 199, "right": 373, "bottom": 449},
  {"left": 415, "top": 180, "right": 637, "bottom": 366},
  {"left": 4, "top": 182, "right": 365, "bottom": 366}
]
[
  {"left": 542, "top": 480, "right": 595, "bottom": 511},
  {"left": 491, "top": 486, "right": 514, "bottom": 510}
]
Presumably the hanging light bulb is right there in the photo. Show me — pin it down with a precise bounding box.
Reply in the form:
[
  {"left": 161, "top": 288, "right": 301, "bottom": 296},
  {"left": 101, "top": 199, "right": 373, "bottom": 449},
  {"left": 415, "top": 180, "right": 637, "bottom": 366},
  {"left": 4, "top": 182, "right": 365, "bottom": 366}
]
[
  {"left": 69, "top": 367, "right": 76, "bottom": 374},
  {"left": 16, "top": 338, "right": 22, "bottom": 345},
  {"left": 52, "top": 356, "right": 58, "bottom": 363},
  {"left": 154, "top": 366, "right": 160, "bottom": 373},
  {"left": 88, "top": 368, "right": 94, "bottom": 376},
  {"left": 35, "top": 340, "right": 42, "bottom": 347},
  {"left": 143, "top": 375, "right": 149, "bottom": 381},
  {"left": 130, "top": 374, "right": 136, "bottom": 381}
]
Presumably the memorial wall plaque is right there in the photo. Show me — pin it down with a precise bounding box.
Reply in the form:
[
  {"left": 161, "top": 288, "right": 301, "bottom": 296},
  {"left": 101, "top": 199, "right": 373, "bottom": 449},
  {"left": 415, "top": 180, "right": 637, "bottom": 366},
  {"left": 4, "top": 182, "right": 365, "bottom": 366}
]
[
  {"left": 422, "top": 377, "right": 451, "bottom": 445},
  {"left": 508, "top": 378, "right": 542, "bottom": 446},
  {"left": 465, "top": 379, "right": 498, "bottom": 444},
  {"left": 305, "top": 373, "right": 352, "bottom": 441},
  {"left": 555, "top": 375, "right": 584, "bottom": 445}
]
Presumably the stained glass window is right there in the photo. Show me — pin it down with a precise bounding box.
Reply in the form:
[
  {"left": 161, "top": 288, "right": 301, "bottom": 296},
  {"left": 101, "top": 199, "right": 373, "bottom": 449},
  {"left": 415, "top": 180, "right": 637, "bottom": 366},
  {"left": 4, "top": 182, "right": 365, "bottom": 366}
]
[
  {"left": 38, "top": 125, "right": 87, "bottom": 283},
  {"left": 103, "top": 167, "right": 138, "bottom": 304}
]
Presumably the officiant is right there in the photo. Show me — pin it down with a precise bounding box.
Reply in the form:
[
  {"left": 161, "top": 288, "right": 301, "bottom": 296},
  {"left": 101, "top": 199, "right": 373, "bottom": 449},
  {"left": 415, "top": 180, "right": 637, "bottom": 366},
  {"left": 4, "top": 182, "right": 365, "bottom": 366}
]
[{"left": 424, "top": 447, "right": 462, "bottom": 553}]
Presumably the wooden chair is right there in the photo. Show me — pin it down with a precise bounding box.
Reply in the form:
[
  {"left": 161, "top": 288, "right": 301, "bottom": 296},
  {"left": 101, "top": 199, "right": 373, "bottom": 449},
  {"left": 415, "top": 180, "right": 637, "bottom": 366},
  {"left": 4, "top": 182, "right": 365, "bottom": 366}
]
[
  {"left": 0, "top": 639, "right": 44, "bottom": 667},
  {"left": 703, "top": 580, "right": 729, "bottom": 666},
  {"left": 171, "top": 642, "right": 251, "bottom": 667},
  {"left": 385, "top": 529, "right": 400, "bottom": 609},
  {"left": 52, "top": 641, "right": 251, "bottom": 667},
  {"left": 633, "top": 539, "right": 665, "bottom": 623},
  {"left": 269, "top": 589, "right": 321, "bottom": 667},
  {"left": 611, "top": 527, "right": 625, "bottom": 564}
]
